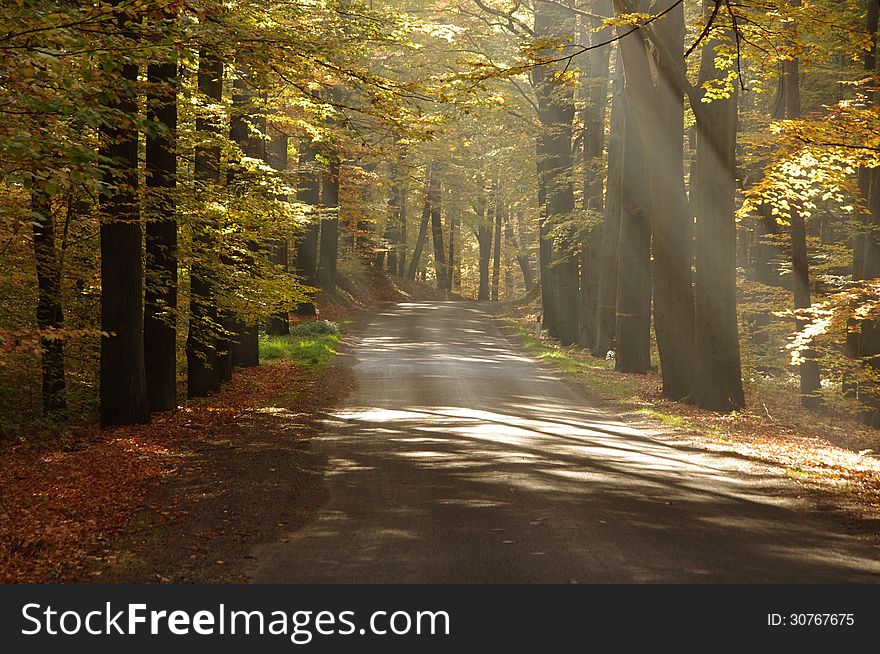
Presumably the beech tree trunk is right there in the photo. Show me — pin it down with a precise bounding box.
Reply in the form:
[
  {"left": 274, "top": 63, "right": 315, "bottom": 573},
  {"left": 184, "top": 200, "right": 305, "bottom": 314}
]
[
  {"left": 266, "top": 130, "right": 290, "bottom": 335},
  {"left": 578, "top": 0, "right": 611, "bottom": 350},
  {"left": 533, "top": 1, "right": 579, "bottom": 345},
  {"left": 491, "top": 196, "right": 502, "bottom": 302},
  {"left": 594, "top": 57, "right": 623, "bottom": 357},
  {"left": 428, "top": 166, "right": 449, "bottom": 291},
  {"left": 228, "top": 68, "right": 262, "bottom": 369},
  {"left": 693, "top": 0, "right": 745, "bottom": 411},
  {"left": 780, "top": 10, "right": 820, "bottom": 409},
  {"left": 295, "top": 140, "right": 321, "bottom": 314},
  {"left": 536, "top": 136, "right": 556, "bottom": 334},
  {"left": 397, "top": 177, "right": 407, "bottom": 276},
  {"left": 99, "top": 26, "right": 149, "bottom": 426},
  {"left": 616, "top": 0, "right": 695, "bottom": 400},
  {"left": 385, "top": 173, "right": 401, "bottom": 273},
  {"left": 475, "top": 194, "right": 492, "bottom": 301},
  {"left": 406, "top": 165, "right": 433, "bottom": 281},
  {"left": 447, "top": 210, "right": 457, "bottom": 290},
  {"left": 31, "top": 185, "right": 67, "bottom": 420},
  {"left": 144, "top": 59, "right": 178, "bottom": 409},
  {"left": 614, "top": 89, "right": 651, "bottom": 374},
  {"left": 385, "top": 186, "right": 398, "bottom": 275},
  {"left": 509, "top": 210, "right": 534, "bottom": 293},
  {"left": 187, "top": 52, "right": 223, "bottom": 398},
  {"left": 317, "top": 152, "right": 340, "bottom": 292}
]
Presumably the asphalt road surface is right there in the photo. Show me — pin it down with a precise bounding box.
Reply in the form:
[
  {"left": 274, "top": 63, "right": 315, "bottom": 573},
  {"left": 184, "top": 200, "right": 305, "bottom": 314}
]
[{"left": 249, "top": 302, "right": 880, "bottom": 583}]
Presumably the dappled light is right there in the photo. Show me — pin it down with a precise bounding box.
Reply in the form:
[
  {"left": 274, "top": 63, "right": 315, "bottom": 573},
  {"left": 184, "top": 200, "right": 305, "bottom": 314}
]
[
  {"left": 3, "top": 0, "right": 880, "bottom": 589},
  {"left": 250, "top": 302, "right": 880, "bottom": 583}
]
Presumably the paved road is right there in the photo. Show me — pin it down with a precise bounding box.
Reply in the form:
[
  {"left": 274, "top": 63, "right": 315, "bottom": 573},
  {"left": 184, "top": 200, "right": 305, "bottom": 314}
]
[{"left": 250, "top": 302, "right": 880, "bottom": 582}]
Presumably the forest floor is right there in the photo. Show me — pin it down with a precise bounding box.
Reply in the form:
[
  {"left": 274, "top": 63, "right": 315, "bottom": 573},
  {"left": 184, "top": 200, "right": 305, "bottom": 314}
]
[
  {"left": 0, "top": 266, "right": 450, "bottom": 583},
  {"left": 501, "top": 301, "right": 880, "bottom": 534}
]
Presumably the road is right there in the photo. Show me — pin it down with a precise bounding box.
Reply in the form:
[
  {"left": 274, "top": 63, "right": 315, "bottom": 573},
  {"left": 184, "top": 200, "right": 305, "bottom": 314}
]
[{"left": 249, "top": 301, "right": 880, "bottom": 582}]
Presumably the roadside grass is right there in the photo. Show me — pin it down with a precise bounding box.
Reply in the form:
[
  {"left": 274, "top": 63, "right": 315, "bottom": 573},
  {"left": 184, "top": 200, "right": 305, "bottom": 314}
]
[
  {"left": 259, "top": 332, "right": 339, "bottom": 370},
  {"left": 259, "top": 325, "right": 340, "bottom": 408},
  {"left": 501, "top": 319, "right": 640, "bottom": 401}
]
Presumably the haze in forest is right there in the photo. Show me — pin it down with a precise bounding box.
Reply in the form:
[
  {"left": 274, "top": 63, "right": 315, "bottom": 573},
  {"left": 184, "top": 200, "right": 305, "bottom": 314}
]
[{"left": 2, "top": 0, "right": 880, "bottom": 584}]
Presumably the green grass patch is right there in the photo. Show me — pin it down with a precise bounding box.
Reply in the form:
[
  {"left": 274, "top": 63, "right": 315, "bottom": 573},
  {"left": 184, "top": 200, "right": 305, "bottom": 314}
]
[
  {"left": 637, "top": 408, "right": 690, "bottom": 429},
  {"left": 502, "top": 319, "right": 638, "bottom": 400},
  {"left": 290, "top": 320, "right": 339, "bottom": 337},
  {"left": 259, "top": 331, "right": 339, "bottom": 370}
]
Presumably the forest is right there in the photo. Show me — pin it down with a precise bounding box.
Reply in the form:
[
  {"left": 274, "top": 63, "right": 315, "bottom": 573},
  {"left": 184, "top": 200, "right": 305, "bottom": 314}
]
[{"left": 2, "top": 0, "right": 880, "bottom": 584}]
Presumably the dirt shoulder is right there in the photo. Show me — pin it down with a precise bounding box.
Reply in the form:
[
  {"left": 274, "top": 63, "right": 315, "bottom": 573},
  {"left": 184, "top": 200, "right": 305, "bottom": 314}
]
[{"left": 99, "top": 339, "right": 357, "bottom": 583}]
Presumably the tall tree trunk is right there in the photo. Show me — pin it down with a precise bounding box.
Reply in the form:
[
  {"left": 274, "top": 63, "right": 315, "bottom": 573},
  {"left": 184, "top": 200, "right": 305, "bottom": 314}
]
[
  {"left": 536, "top": 136, "right": 556, "bottom": 334},
  {"left": 447, "top": 210, "right": 457, "bottom": 290},
  {"left": 533, "top": 1, "right": 579, "bottom": 345},
  {"left": 295, "top": 140, "right": 321, "bottom": 314},
  {"left": 491, "top": 196, "right": 502, "bottom": 302},
  {"left": 317, "top": 152, "right": 340, "bottom": 292},
  {"left": 692, "top": 0, "right": 745, "bottom": 411},
  {"left": 594, "top": 56, "right": 624, "bottom": 357},
  {"left": 616, "top": 0, "right": 695, "bottom": 400},
  {"left": 428, "top": 166, "right": 448, "bottom": 291},
  {"left": 779, "top": 8, "right": 820, "bottom": 408},
  {"left": 385, "top": 176, "right": 401, "bottom": 275},
  {"left": 187, "top": 51, "right": 223, "bottom": 398},
  {"left": 227, "top": 68, "right": 262, "bottom": 369},
  {"left": 476, "top": 194, "right": 492, "bottom": 301},
  {"left": 578, "top": 0, "right": 612, "bottom": 350},
  {"left": 99, "top": 21, "right": 149, "bottom": 426},
  {"left": 144, "top": 59, "right": 178, "bottom": 412},
  {"left": 503, "top": 209, "right": 518, "bottom": 297},
  {"left": 503, "top": 216, "right": 513, "bottom": 299},
  {"left": 509, "top": 210, "right": 534, "bottom": 293},
  {"left": 407, "top": 166, "right": 433, "bottom": 281},
  {"left": 397, "top": 176, "right": 407, "bottom": 276},
  {"left": 614, "top": 89, "right": 652, "bottom": 373},
  {"left": 385, "top": 214, "right": 398, "bottom": 274},
  {"left": 31, "top": 185, "right": 67, "bottom": 420},
  {"left": 266, "top": 130, "right": 290, "bottom": 335}
]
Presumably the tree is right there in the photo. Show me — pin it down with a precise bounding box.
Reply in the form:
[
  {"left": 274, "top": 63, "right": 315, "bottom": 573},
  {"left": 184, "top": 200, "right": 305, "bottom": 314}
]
[
  {"left": 594, "top": 57, "right": 624, "bottom": 358},
  {"left": 533, "top": 0, "right": 579, "bottom": 345},
  {"left": 491, "top": 186, "right": 503, "bottom": 301},
  {"left": 295, "top": 140, "right": 321, "bottom": 313},
  {"left": 429, "top": 165, "right": 449, "bottom": 292},
  {"left": 144, "top": 52, "right": 179, "bottom": 412},
  {"left": 614, "top": 88, "right": 652, "bottom": 374},
  {"left": 31, "top": 184, "right": 66, "bottom": 420},
  {"left": 615, "top": 0, "right": 695, "bottom": 401},
  {"left": 475, "top": 192, "right": 493, "bottom": 301},
  {"left": 317, "top": 150, "right": 340, "bottom": 293},
  {"left": 99, "top": 9, "right": 149, "bottom": 427},
  {"left": 692, "top": 0, "right": 745, "bottom": 411},
  {"left": 187, "top": 51, "right": 224, "bottom": 399},
  {"left": 227, "top": 66, "right": 263, "bottom": 369},
  {"left": 266, "top": 130, "right": 291, "bottom": 336},
  {"left": 407, "top": 165, "right": 433, "bottom": 281},
  {"left": 578, "top": 0, "right": 612, "bottom": 351}
]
